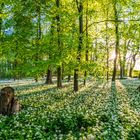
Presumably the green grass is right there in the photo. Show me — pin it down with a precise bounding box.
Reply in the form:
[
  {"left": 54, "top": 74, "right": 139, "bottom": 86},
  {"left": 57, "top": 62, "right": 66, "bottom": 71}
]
[{"left": 0, "top": 79, "right": 140, "bottom": 140}]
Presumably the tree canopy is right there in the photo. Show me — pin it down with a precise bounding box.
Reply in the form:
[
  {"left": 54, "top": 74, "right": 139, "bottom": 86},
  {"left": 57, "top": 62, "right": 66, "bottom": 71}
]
[{"left": 0, "top": 0, "right": 140, "bottom": 91}]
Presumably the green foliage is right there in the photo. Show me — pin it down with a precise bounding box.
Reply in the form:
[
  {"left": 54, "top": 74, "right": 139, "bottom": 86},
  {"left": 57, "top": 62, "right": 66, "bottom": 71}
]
[
  {"left": 0, "top": 0, "right": 140, "bottom": 81},
  {"left": 0, "top": 79, "right": 140, "bottom": 139}
]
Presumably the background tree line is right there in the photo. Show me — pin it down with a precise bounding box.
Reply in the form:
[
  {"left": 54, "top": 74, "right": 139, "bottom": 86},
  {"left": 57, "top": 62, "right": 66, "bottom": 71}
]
[{"left": 0, "top": 0, "right": 140, "bottom": 91}]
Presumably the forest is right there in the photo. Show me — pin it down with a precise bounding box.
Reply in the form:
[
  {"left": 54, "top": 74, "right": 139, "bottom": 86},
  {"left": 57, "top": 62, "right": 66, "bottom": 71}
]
[{"left": 0, "top": 0, "right": 140, "bottom": 139}]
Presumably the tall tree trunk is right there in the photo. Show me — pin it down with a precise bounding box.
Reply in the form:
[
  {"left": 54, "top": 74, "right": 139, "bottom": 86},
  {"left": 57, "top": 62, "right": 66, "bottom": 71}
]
[
  {"left": 106, "top": 37, "right": 109, "bottom": 81},
  {"left": 105, "top": 8, "right": 109, "bottom": 81},
  {"left": 0, "top": 4, "right": 3, "bottom": 40},
  {"left": 112, "top": 1, "right": 119, "bottom": 81},
  {"left": 74, "top": 0, "right": 83, "bottom": 92},
  {"left": 68, "top": 75, "right": 71, "bottom": 82},
  {"left": 119, "top": 55, "right": 126, "bottom": 79},
  {"left": 0, "top": 3, "right": 4, "bottom": 80},
  {"left": 119, "top": 51, "right": 123, "bottom": 79},
  {"left": 120, "top": 66, "right": 123, "bottom": 79},
  {"left": 119, "top": 39, "right": 128, "bottom": 79},
  {"left": 122, "top": 47, "right": 127, "bottom": 78},
  {"left": 13, "top": 60, "right": 17, "bottom": 81},
  {"left": 62, "top": 63, "right": 64, "bottom": 80},
  {"left": 129, "top": 67, "right": 133, "bottom": 78},
  {"left": 57, "top": 66, "right": 62, "bottom": 88},
  {"left": 84, "top": 0, "right": 89, "bottom": 86},
  {"left": 34, "top": 2, "right": 41, "bottom": 82},
  {"left": 45, "top": 19, "right": 54, "bottom": 84},
  {"left": 129, "top": 53, "right": 137, "bottom": 77},
  {"left": 74, "top": 69, "right": 78, "bottom": 91},
  {"left": 56, "top": 0, "right": 62, "bottom": 88},
  {"left": 13, "top": 43, "right": 18, "bottom": 81},
  {"left": 94, "top": 26, "right": 98, "bottom": 62},
  {"left": 45, "top": 68, "right": 53, "bottom": 84}
]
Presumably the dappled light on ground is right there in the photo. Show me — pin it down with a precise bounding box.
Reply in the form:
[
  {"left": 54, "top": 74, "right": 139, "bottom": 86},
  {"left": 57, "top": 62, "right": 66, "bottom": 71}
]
[
  {"left": 114, "top": 80, "right": 140, "bottom": 139},
  {"left": 0, "top": 79, "right": 140, "bottom": 139}
]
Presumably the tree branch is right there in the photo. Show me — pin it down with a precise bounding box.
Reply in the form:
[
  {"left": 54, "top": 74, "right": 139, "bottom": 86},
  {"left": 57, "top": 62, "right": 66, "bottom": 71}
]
[
  {"left": 75, "top": 0, "right": 80, "bottom": 12},
  {"left": 83, "top": 19, "right": 140, "bottom": 33}
]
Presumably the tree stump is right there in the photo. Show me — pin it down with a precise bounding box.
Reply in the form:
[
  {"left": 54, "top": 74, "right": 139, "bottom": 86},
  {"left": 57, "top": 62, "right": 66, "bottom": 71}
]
[{"left": 0, "top": 87, "right": 20, "bottom": 115}]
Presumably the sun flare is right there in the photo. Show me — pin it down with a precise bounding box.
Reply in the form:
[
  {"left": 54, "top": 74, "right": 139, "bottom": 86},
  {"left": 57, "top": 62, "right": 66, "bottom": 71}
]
[{"left": 109, "top": 51, "right": 116, "bottom": 60}]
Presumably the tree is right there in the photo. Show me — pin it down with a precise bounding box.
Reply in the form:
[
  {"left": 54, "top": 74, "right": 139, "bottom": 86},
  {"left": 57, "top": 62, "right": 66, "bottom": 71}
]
[
  {"left": 84, "top": 0, "right": 89, "bottom": 86},
  {"left": 74, "top": 0, "right": 83, "bottom": 92},
  {"left": 56, "top": 0, "right": 62, "bottom": 88},
  {"left": 112, "top": 0, "right": 119, "bottom": 81}
]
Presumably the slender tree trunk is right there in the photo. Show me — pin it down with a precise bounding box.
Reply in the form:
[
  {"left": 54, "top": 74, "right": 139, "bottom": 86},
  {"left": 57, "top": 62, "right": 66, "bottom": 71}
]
[
  {"left": 0, "top": 17, "right": 1, "bottom": 39},
  {"left": 129, "top": 67, "right": 133, "bottom": 77},
  {"left": 0, "top": 3, "right": 4, "bottom": 39},
  {"left": 120, "top": 53, "right": 126, "bottom": 78},
  {"left": 129, "top": 54, "right": 137, "bottom": 77},
  {"left": 56, "top": 0, "right": 62, "bottom": 88},
  {"left": 62, "top": 63, "right": 64, "bottom": 80},
  {"left": 94, "top": 26, "right": 98, "bottom": 62},
  {"left": 57, "top": 66, "right": 62, "bottom": 88},
  {"left": 105, "top": 8, "right": 109, "bottom": 81},
  {"left": 119, "top": 51, "right": 123, "bottom": 79},
  {"left": 122, "top": 39, "right": 128, "bottom": 78},
  {"left": 120, "top": 66, "right": 123, "bottom": 79},
  {"left": 34, "top": 54, "right": 39, "bottom": 82},
  {"left": 68, "top": 75, "right": 71, "bottom": 82},
  {"left": 45, "top": 68, "right": 53, "bottom": 84},
  {"left": 84, "top": 0, "right": 89, "bottom": 86},
  {"left": 0, "top": 3, "right": 4, "bottom": 80},
  {"left": 106, "top": 44, "right": 109, "bottom": 81},
  {"left": 13, "top": 43, "right": 18, "bottom": 81},
  {"left": 112, "top": 1, "right": 119, "bottom": 81},
  {"left": 122, "top": 52, "right": 127, "bottom": 77},
  {"left": 34, "top": 2, "right": 41, "bottom": 82},
  {"left": 74, "top": 69, "right": 78, "bottom": 91},
  {"left": 45, "top": 19, "right": 54, "bottom": 84},
  {"left": 119, "top": 43, "right": 127, "bottom": 79},
  {"left": 120, "top": 59, "right": 125, "bottom": 79},
  {"left": 0, "top": 6, "right": 2, "bottom": 40},
  {"left": 74, "top": 0, "right": 83, "bottom": 91},
  {"left": 13, "top": 60, "right": 17, "bottom": 81},
  {"left": 124, "top": 39, "right": 131, "bottom": 76},
  {"left": 84, "top": 71, "right": 87, "bottom": 85}
]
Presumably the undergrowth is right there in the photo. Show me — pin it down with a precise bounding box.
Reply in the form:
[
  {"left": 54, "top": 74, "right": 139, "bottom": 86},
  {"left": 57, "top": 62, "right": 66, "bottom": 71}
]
[{"left": 0, "top": 79, "right": 140, "bottom": 140}]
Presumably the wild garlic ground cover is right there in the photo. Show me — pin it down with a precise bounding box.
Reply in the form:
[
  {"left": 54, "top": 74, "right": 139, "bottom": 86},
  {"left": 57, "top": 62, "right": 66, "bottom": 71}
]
[{"left": 0, "top": 79, "right": 140, "bottom": 140}]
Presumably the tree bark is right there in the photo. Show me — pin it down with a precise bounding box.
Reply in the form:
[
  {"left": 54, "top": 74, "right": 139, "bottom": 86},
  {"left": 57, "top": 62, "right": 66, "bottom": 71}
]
[
  {"left": 129, "top": 53, "right": 137, "bottom": 77},
  {"left": 105, "top": 8, "right": 109, "bottom": 81},
  {"left": 68, "top": 75, "right": 71, "bottom": 82},
  {"left": 0, "top": 87, "right": 20, "bottom": 115},
  {"left": 84, "top": 0, "right": 89, "bottom": 86},
  {"left": 56, "top": 0, "right": 62, "bottom": 88},
  {"left": 129, "top": 66, "right": 133, "bottom": 77},
  {"left": 45, "top": 68, "right": 53, "bottom": 84},
  {"left": 0, "top": 3, "right": 3, "bottom": 39},
  {"left": 74, "top": 69, "right": 78, "bottom": 91},
  {"left": 62, "top": 63, "right": 64, "bottom": 80},
  {"left": 57, "top": 66, "right": 62, "bottom": 88},
  {"left": 112, "top": 1, "right": 119, "bottom": 81},
  {"left": 74, "top": 0, "right": 83, "bottom": 91},
  {"left": 119, "top": 39, "right": 127, "bottom": 79},
  {"left": 0, "top": 4, "right": 4, "bottom": 79},
  {"left": 45, "top": 17, "right": 55, "bottom": 84},
  {"left": 34, "top": 1, "right": 41, "bottom": 82}
]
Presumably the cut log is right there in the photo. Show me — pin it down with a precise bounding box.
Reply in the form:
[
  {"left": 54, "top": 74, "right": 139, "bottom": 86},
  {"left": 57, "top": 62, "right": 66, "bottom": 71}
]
[{"left": 0, "top": 87, "right": 20, "bottom": 115}]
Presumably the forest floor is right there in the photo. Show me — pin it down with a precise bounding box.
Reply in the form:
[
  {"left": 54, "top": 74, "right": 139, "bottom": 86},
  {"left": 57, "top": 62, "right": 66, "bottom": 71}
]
[{"left": 0, "top": 78, "right": 140, "bottom": 140}]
